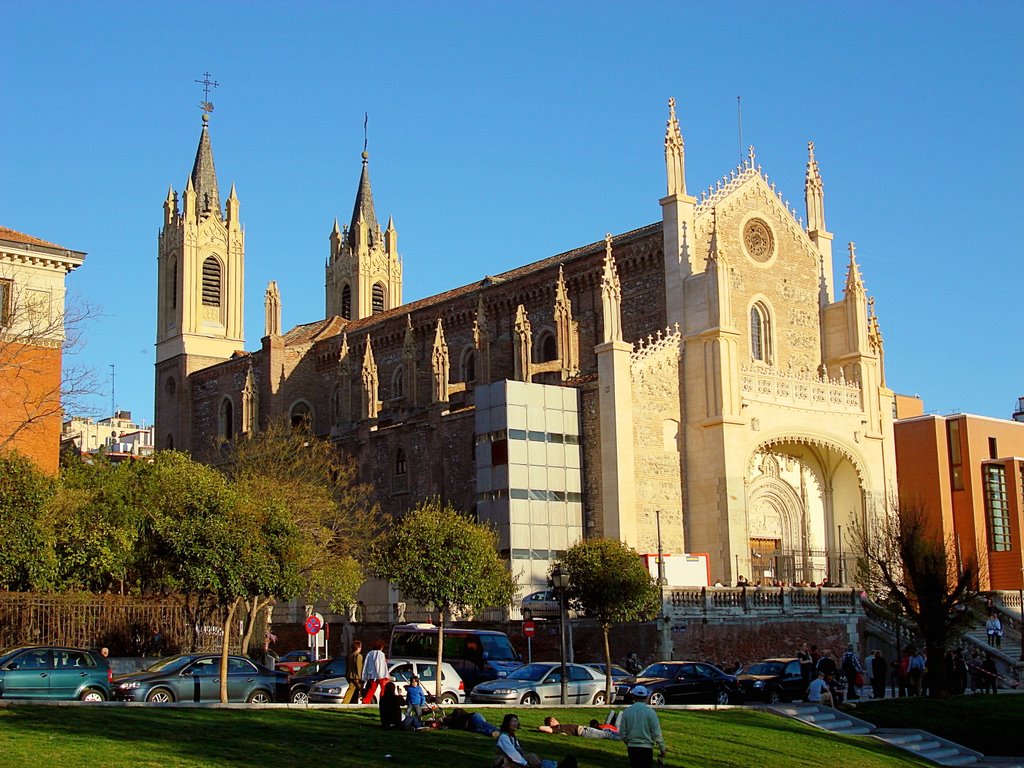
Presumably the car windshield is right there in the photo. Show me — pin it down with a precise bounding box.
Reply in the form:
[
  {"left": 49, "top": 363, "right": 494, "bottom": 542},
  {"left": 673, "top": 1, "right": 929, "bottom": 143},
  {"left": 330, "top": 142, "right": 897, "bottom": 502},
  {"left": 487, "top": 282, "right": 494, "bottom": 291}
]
[
  {"left": 746, "top": 662, "right": 785, "bottom": 676},
  {"left": 506, "top": 664, "right": 553, "bottom": 682},
  {"left": 479, "top": 634, "right": 517, "bottom": 661},
  {"left": 639, "top": 663, "right": 681, "bottom": 679},
  {"left": 143, "top": 655, "right": 196, "bottom": 673}
]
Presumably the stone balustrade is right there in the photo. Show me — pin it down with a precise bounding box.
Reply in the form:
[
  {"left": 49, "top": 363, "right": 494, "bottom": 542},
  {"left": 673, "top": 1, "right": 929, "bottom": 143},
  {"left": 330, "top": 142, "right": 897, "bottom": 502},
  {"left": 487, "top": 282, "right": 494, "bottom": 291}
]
[{"left": 665, "top": 586, "right": 862, "bottom": 618}]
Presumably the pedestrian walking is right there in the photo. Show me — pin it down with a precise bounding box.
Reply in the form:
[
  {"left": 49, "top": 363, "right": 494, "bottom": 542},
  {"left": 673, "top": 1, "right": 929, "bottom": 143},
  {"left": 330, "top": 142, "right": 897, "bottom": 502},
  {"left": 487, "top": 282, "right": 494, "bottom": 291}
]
[
  {"left": 986, "top": 614, "right": 1003, "bottom": 648},
  {"left": 619, "top": 685, "right": 667, "bottom": 768},
  {"left": 340, "top": 639, "right": 364, "bottom": 704},
  {"left": 360, "top": 638, "right": 389, "bottom": 703},
  {"left": 870, "top": 650, "right": 887, "bottom": 699}
]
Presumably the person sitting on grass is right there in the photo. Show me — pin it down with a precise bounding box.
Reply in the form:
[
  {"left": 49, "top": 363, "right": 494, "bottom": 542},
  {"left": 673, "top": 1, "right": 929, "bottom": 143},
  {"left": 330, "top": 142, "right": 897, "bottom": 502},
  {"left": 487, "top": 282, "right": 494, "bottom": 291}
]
[
  {"left": 378, "top": 682, "right": 423, "bottom": 730},
  {"left": 495, "top": 714, "right": 576, "bottom": 768},
  {"left": 538, "top": 715, "right": 617, "bottom": 739}
]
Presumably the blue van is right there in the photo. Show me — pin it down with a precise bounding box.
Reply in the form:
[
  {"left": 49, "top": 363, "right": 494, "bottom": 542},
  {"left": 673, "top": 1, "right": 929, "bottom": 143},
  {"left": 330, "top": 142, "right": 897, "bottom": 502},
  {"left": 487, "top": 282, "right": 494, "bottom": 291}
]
[{"left": 389, "top": 623, "right": 521, "bottom": 691}]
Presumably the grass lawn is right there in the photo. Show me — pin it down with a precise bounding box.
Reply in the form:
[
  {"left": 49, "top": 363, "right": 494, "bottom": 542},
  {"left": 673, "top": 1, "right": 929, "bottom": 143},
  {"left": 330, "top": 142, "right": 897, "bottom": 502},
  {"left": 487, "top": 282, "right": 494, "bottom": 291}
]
[
  {"left": 0, "top": 704, "right": 936, "bottom": 768},
  {"left": 851, "top": 693, "right": 1024, "bottom": 756}
]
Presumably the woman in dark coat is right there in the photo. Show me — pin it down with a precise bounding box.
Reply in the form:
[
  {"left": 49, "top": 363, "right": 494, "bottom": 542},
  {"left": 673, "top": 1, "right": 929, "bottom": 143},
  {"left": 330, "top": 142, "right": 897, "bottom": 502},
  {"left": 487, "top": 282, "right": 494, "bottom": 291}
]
[{"left": 379, "top": 682, "right": 404, "bottom": 728}]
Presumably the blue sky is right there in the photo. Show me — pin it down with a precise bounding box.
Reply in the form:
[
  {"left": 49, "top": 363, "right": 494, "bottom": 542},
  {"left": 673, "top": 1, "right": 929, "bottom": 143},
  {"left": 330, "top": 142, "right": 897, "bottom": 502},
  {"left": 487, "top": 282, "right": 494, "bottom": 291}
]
[{"left": 3, "top": 1, "right": 1022, "bottom": 424}]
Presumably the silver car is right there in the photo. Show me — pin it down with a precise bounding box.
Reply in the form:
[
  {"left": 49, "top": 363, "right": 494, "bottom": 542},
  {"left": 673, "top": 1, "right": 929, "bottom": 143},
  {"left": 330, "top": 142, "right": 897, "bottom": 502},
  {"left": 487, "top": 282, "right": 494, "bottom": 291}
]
[
  {"left": 470, "top": 662, "right": 607, "bottom": 706},
  {"left": 308, "top": 658, "right": 465, "bottom": 704}
]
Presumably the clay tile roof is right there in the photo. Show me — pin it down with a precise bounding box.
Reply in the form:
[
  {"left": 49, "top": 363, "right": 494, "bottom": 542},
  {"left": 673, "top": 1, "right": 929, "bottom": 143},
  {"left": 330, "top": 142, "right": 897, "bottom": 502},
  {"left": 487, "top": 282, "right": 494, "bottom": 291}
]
[{"left": 0, "top": 226, "right": 68, "bottom": 250}]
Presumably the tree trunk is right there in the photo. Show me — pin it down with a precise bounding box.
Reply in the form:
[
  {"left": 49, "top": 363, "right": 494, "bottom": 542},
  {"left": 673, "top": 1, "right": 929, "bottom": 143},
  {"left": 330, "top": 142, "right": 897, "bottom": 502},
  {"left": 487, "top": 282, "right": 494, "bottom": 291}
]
[
  {"left": 220, "top": 597, "right": 241, "bottom": 703},
  {"left": 435, "top": 607, "right": 446, "bottom": 700},
  {"left": 240, "top": 596, "right": 273, "bottom": 660},
  {"left": 602, "top": 623, "right": 613, "bottom": 704}
]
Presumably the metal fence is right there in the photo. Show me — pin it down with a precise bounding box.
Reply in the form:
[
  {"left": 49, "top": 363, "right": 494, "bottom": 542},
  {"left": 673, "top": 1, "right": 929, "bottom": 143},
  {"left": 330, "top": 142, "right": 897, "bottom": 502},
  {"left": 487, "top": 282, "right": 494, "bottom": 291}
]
[{"left": 0, "top": 592, "right": 262, "bottom": 655}]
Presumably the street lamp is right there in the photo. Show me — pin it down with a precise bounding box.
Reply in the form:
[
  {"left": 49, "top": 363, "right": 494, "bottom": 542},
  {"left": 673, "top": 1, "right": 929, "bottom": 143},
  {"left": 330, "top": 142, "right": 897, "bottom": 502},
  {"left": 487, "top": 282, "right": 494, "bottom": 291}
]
[{"left": 551, "top": 564, "right": 571, "bottom": 705}]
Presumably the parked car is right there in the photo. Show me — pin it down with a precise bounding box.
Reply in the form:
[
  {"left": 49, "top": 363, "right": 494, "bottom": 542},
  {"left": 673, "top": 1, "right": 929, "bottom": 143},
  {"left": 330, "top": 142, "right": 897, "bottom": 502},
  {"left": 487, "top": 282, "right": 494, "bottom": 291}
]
[
  {"left": 737, "top": 657, "right": 810, "bottom": 704},
  {"left": 470, "top": 662, "right": 607, "bottom": 706},
  {"left": 0, "top": 646, "right": 112, "bottom": 702},
  {"left": 308, "top": 658, "right": 465, "bottom": 705},
  {"left": 113, "top": 654, "right": 288, "bottom": 703},
  {"left": 585, "top": 663, "right": 635, "bottom": 700},
  {"left": 287, "top": 657, "right": 348, "bottom": 704},
  {"left": 617, "top": 661, "right": 739, "bottom": 706},
  {"left": 520, "top": 591, "right": 580, "bottom": 621},
  {"left": 275, "top": 649, "right": 316, "bottom": 675},
  {"left": 390, "top": 624, "right": 521, "bottom": 691}
]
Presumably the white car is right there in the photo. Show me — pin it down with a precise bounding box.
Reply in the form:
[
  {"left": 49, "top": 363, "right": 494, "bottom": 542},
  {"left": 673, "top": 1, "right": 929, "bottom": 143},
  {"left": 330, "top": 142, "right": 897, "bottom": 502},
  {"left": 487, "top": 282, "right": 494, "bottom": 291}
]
[
  {"left": 520, "top": 590, "right": 577, "bottom": 621},
  {"left": 308, "top": 658, "right": 465, "bottom": 704}
]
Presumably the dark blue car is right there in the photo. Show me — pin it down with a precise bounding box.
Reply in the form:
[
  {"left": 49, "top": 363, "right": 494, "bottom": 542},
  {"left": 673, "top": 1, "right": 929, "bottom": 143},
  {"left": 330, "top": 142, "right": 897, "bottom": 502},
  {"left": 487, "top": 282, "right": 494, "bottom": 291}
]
[{"left": 114, "top": 653, "right": 288, "bottom": 703}]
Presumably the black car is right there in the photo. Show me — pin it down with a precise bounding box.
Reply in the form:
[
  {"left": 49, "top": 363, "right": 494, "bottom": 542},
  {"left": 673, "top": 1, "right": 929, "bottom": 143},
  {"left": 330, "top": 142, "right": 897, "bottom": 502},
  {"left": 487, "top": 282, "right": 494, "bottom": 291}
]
[
  {"left": 617, "top": 661, "right": 739, "bottom": 706},
  {"left": 286, "top": 657, "right": 348, "bottom": 704},
  {"left": 737, "top": 657, "right": 810, "bottom": 704},
  {"left": 114, "top": 654, "right": 289, "bottom": 703}
]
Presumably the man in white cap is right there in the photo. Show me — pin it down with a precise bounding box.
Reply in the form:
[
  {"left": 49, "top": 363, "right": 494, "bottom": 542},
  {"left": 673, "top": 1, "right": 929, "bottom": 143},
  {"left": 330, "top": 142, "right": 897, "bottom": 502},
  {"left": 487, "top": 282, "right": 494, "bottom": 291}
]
[{"left": 618, "top": 685, "right": 667, "bottom": 768}]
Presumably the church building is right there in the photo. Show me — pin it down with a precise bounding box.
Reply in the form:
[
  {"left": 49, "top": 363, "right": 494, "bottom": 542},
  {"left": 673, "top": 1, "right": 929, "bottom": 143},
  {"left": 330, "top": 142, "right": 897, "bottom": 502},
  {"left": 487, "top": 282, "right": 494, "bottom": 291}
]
[{"left": 155, "top": 100, "right": 897, "bottom": 592}]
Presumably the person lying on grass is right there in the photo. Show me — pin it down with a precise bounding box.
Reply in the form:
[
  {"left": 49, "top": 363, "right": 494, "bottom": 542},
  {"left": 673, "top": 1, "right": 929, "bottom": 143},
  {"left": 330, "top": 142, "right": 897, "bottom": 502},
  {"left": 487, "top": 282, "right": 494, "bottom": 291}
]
[{"left": 537, "top": 716, "right": 619, "bottom": 739}]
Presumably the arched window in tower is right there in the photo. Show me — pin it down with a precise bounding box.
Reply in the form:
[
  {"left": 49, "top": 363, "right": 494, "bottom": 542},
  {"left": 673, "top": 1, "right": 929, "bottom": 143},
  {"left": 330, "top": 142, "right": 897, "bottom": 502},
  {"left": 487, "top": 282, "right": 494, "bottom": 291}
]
[
  {"left": 750, "top": 302, "right": 773, "bottom": 364},
  {"left": 166, "top": 434, "right": 174, "bottom": 450},
  {"left": 393, "top": 446, "right": 408, "bottom": 493},
  {"left": 202, "top": 256, "right": 222, "bottom": 307},
  {"left": 535, "top": 329, "right": 558, "bottom": 363},
  {"left": 372, "top": 282, "right": 386, "bottom": 315},
  {"left": 462, "top": 347, "right": 476, "bottom": 383},
  {"left": 341, "top": 284, "right": 352, "bottom": 320},
  {"left": 290, "top": 401, "right": 312, "bottom": 431},
  {"left": 392, "top": 365, "right": 404, "bottom": 399},
  {"left": 169, "top": 260, "right": 178, "bottom": 310},
  {"left": 219, "top": 397, "right": 234, "bottom": 440}
]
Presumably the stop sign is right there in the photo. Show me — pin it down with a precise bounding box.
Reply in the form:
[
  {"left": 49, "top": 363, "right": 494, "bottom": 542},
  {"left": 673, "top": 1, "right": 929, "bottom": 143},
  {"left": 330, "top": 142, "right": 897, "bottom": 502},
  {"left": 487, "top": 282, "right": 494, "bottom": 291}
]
[{"left": 523, "top": 620, "right": 536, "bottom": 637}]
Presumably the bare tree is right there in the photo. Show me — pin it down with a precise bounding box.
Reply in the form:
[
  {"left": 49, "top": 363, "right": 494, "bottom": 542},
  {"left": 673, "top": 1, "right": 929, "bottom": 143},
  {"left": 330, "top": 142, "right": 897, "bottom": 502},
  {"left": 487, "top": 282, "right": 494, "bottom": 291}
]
[
  {"left": 852, "top": 497, "right": 980, "bottom": 696},
  {"left": 0, "top": 280, "right": 100, "bottom": 454}
]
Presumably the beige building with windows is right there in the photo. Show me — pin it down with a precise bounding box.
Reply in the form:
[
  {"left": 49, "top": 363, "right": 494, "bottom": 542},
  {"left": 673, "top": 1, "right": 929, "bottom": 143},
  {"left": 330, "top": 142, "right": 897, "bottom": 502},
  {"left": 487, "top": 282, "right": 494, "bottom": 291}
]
[{"left": 156, "top": 100, "right": 897, "bottom": 588}]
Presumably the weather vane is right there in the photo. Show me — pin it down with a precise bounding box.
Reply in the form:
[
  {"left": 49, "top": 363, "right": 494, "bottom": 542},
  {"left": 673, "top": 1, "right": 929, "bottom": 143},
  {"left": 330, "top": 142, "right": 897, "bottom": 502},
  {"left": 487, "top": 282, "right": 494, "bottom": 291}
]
[
  {"left": 363, "top": 112, "right": 369, "bottom": 154},
  {"left": 195, "top": 71, "right": 220, "bottom": 114}
]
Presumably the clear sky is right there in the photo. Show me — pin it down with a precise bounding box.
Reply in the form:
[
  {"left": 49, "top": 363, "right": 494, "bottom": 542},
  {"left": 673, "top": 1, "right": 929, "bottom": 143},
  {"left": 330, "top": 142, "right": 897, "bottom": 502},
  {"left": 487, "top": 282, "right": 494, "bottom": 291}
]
[{"left": 3, "top": 1, "right": 1022, "bottom": 425}]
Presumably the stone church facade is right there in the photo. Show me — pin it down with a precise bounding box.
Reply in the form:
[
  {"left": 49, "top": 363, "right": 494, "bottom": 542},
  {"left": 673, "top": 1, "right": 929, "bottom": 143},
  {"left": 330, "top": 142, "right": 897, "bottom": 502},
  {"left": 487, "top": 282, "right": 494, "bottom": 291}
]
[{"left": 155, "top": 100, "right": 896, "bottom": 592}]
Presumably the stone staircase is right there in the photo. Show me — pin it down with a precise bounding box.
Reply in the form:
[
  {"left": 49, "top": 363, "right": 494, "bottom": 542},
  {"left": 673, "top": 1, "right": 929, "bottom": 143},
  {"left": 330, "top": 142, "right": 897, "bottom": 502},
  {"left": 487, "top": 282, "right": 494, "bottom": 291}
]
[{"left": 768, "top": 702, "right": 1009, "bottom": 766}]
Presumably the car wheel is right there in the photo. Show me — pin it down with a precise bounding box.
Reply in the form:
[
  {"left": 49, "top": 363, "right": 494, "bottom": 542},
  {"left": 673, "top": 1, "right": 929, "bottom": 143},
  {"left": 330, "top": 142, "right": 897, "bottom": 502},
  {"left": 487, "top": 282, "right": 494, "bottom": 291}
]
[
  {"left": 648, "top": 691, "right": 666, "bottom": 706},
  {"left": 522, "top": 609, "right": 532, "bottom": 621},
  {"left": 146, "top": 688, "right": 175, "bottom": 704},
  {"left": 247, "top": 690, "right": 273, "bottom": 704},
  {"left": 290, "top": 687, "right": 309, "bottom": 705},
  {"left": 521, "top": 692, "right": 540, "bottom": 706},
  {"left": 80, "top": 688, "right": 106, "bottom": 703},
  {"left": 592, "top": 690, "right": 607, "bottom": 706},
  {"left": 715, "top": 688, "right": 730, "bottom": 706},
  {"left": 439, "top": 693, "right": 458, "bottom": 705},
  {"left": 767, "top": 689, "right": 782, "bottom": 705}
]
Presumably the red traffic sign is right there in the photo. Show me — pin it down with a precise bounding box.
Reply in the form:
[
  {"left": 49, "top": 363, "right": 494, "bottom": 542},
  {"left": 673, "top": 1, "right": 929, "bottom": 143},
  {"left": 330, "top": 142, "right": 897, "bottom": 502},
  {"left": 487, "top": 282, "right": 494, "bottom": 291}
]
[
  {"left": 523, "top": 620, "right": 536, "bottom": 637},
  {"left": 304, "top": 615, "right": 323, "bottom": 635}
]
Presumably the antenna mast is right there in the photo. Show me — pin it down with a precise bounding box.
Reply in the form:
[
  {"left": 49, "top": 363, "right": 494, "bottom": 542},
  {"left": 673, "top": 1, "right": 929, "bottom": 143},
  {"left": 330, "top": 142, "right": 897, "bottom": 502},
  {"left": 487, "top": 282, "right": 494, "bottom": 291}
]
[{"left": 737, "top": 96, "right": 744, "bottom": 166}]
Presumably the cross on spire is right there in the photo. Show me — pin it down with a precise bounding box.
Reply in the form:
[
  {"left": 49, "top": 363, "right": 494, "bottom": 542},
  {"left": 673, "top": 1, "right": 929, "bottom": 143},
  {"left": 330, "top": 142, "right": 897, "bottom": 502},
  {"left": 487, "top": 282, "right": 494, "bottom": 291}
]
[{"left": 195, "top": 72, "right": 219, "bottom": 114}]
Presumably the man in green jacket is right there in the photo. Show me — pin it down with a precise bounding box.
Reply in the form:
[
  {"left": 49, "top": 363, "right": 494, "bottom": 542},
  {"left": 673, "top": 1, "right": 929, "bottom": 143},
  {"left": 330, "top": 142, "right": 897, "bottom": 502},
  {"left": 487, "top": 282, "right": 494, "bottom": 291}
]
[{"left": 618, "top": 685, "right": 667, "bottom": 767}]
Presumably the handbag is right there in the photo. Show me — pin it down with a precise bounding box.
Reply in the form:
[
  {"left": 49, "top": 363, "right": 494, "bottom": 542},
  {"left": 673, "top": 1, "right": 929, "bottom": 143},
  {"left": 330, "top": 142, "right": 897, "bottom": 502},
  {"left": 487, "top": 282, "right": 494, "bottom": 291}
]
[{"left": 854, "top": 672, "right": 864, "bottom": 686}]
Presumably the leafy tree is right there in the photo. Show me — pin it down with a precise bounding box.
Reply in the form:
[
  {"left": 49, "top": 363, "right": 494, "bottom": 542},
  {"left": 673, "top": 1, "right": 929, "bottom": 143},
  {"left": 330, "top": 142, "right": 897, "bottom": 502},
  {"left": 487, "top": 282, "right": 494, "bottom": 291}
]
[
  {"left": 146, "top": 451, "right": 304, "bottom": 701},
  {"left": 852, "top": 497, "right": 979, "bottom": 697},
  {"left": 562, "top": 538, "right": 660, "bottom": 702},
  {"left": 217, "top": 421, "right": 380, "bottom": 653},
  {"left": 369, "top": 500, "right": 518, "bottom": 698},
  {"left": 44, "top": 456, "right": 150, "bottom": 593},
  {"left": 0, "top": 451, "right": 56, "bottom": 590}
]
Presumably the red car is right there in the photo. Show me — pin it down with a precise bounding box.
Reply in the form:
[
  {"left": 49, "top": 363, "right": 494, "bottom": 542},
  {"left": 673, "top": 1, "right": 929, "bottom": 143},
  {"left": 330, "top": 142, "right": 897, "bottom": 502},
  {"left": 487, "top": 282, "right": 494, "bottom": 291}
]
[{"left": 275, "top": 650, "right": 316, "bottom": 675}]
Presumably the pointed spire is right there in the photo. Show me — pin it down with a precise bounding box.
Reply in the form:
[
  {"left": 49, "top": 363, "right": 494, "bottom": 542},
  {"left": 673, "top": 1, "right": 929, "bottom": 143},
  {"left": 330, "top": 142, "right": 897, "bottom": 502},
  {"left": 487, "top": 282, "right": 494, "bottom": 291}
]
[
  {"left": 338, "top": 332, "right": 349, "bottom": 365},
  {"left": 665, "top": 97, "right": 686, "bottom": 196},
  {"left": 403, "top": 314, "right": 415, "bottom": 359},
  {"left": 431, "top": 318, "right": 450, "bottom": 404},
  {"left": 555, "top": 266, "right": 569, "bottom": 306},
  {"left": 600, "top": 233, "right": 623, "bottom": 344},
  {"left": 349, "top": 149, "right": 379, "bottom": 248},
  {"left": 361, "top": 336, "right": 379, "bottom": 420},
  {"left": 332, "top": 217, "right": 341, "bottom": 236},
  {"left": 805, "top": 141, "right": 826, "bottom": 232},
  {"left": 190, "top": 114, "right": 221, "bottom": 219},
  {"left": 264, "top": 281, "right": 281, "bottom": 337},
  {"left": 845, "top": 242, "right": 865, "bottom": 296}
]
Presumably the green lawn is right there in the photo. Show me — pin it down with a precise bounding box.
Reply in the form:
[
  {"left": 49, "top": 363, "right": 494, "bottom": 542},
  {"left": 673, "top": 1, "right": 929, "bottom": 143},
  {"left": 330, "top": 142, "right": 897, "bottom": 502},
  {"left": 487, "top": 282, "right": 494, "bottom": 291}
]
[
  {"left": 0, "top": 705, "right": 936, "bottom": 768},
  {"left": 851, "top": 694, "right": 1024, "bottom": 756}
]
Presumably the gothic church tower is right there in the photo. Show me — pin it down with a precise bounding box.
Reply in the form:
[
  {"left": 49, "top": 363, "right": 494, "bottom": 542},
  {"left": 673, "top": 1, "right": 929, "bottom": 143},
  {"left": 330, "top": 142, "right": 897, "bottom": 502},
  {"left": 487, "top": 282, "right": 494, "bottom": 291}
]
[
  {"left": 155, "top": 112, "right": 245, "bottom": 451},
  {"left": 325, "top": 150, "right": 401, "bottom": 320}
]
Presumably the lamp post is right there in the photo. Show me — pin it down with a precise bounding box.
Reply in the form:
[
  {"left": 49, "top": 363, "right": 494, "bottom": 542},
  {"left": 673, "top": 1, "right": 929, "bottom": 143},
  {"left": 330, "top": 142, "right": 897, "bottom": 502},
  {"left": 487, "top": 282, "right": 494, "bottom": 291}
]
[{"left": 551, "top": 564, "right": 571, "bottom": 705}]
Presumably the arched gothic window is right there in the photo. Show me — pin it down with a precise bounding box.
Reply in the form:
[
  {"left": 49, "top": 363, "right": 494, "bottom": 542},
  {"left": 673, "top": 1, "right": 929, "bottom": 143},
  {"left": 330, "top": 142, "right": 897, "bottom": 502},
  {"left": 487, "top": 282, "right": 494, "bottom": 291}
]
[
  {"left": 392, "top": 365, "right": 404, "bottom": 399},
  {"left": 535, "top": 330, "right": 557, "bottom": 363},
  {"left": 395, "top": 447, "right": 407, "bottom": 477},
  {"left": 219, "top": 397, "right": 234, "bottom": 440},
  {"left": 462, "top": 347, "right": 476, "bottom": 383},
  {"left": 750, "top": 302, "right": 773, "bottom": 364},
  {"left": 341, "top": 284, "right": 352, "bottom": 320},
  {"left": 290, "top": 401, "right": 312, "bottom": 431},
  {"left": 166, "top": 434, "right": 174, "bottom": 450},
  {"left": 202, "top": 256, "right": 222, "bottom": 307},
  {"left": 372, "top": 282, "right": 386, "bottom": 315}
]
